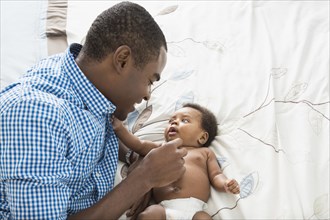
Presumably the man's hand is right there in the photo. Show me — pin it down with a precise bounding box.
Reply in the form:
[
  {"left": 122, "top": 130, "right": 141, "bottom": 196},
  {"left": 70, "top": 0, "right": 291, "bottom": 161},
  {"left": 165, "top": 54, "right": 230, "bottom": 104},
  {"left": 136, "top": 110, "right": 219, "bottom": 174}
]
[
  {"left": 124, "top": 138, "right": 187, "bottom": 218},
  {"left": 138, "top": 138, "right": 187, "bottom": 189},
  {"left": 126, "top": 190, "right": 152, "bottom": 220}
]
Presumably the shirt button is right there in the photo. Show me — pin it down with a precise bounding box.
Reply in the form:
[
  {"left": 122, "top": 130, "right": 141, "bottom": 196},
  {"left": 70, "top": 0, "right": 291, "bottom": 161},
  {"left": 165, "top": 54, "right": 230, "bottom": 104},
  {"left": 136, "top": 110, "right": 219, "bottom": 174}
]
[{"left": 96, "top": 172, "right": 101, "bottom": 177}]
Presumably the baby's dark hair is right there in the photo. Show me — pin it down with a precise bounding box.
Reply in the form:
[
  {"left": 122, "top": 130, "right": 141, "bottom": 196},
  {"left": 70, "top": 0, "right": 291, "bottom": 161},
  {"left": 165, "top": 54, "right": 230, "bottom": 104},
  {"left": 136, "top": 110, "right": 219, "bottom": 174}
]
[
  {"left": 182, "top": 103, "right": 218, "bottom": 147},
  {"left": 82, "top": 1, "right": 167, "bottom": 69}
]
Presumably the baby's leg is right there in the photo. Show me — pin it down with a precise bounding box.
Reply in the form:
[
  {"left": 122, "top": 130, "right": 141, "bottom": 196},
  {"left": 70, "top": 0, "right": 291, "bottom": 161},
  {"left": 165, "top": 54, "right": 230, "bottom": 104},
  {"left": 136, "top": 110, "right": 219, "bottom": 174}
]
[
  {"left": 137, "top": 204, "right": 166, "bottom": 220},
  {"left": 192, "top": 211, "right": 212, "bottom": 220}
]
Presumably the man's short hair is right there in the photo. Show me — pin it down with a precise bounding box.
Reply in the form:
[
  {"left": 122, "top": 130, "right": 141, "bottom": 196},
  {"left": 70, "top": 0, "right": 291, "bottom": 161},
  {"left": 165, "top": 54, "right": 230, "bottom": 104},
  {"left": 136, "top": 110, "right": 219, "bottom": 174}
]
[{"left": 82, "top": 1, "right": 167, "bottom": 68}]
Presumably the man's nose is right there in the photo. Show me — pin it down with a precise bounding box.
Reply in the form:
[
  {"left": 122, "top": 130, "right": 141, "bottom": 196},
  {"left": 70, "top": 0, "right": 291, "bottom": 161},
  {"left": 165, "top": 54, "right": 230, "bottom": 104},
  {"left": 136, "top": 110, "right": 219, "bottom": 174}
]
[
  {"left": 143, "top": 85, "right": 152, "bottom": 101},
  {"left": 143, "top": 92, "right": 151, "bottom": 101}
]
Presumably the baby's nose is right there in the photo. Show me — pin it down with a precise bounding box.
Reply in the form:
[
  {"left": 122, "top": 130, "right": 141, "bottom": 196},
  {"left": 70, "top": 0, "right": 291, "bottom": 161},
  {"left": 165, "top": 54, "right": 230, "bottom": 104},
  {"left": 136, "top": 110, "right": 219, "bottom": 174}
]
[{"left": 171, "top": 120, "right": 178, "bottom": 125}]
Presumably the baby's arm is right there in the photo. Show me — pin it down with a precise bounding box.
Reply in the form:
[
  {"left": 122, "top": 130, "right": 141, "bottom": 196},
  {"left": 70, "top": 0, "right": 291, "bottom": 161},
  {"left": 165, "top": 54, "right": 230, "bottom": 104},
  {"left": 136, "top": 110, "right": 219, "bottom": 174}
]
[
  {"left": 207, "top": 149, "right": 240, "bottom": 194},
  {"left": 112, "top": 117, "right": 160, "bottom": 156}
]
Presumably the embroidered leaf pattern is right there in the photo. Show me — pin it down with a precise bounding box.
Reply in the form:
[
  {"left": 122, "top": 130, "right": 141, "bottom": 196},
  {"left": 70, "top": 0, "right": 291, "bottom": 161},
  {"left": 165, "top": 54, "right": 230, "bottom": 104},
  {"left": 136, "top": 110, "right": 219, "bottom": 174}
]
[
  {"left": 308, "top": 110, "right": 323, "bottom": 135},
  {"left": 120, "top": 164, "right": 128, "bottom": 178},
  {"left": 168, "top": 44, "right": 186, "bottom": 57},
  {"left": 157, "top": 5, "right": 178, "bottom": 16},
  {"left": 216, "top": 156, "right": 229, "bottom": 169},
  {"left": 284, "top": 83, "right": 308, "bottom": 101},
  {"left": 169, "top": 69, "right": 194, "bottom": 81},
  {"left": 126, "top": 109, "right": 140, "bottom": 132},
  {"left": 132, "top": 105, "right": 153, "bottom": 134},
  {"left": 313, "top": 194, "right": 329, "bottom": 219},
  {"left": 202, "top": 40, "right": 224, "bottom": 52},
  {"left": 175, "top": 92, "right": 194, "bottom": 110},
  {"left": 216, "top": 156, "right": 227, "bottom": 166},
  {"left": 239, "top": 172, "right": 259, "bottom": 199},
  {"left": 270, "top": 68, "right": 287, "bottom": 79}
]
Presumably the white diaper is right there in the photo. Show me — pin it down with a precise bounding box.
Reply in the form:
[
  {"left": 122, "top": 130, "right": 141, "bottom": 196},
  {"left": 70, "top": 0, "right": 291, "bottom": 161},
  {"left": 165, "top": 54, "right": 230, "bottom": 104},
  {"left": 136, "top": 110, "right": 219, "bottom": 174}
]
[{"left": 160, "top": 197, "right": 207, "bottom": 220}]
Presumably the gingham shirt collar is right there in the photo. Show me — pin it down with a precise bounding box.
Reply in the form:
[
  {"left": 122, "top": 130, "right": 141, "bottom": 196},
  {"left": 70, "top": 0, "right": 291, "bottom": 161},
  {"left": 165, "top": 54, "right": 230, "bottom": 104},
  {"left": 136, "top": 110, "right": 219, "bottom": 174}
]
[{"left": 65, "top": 43, "right": 116, "bottom": 117}]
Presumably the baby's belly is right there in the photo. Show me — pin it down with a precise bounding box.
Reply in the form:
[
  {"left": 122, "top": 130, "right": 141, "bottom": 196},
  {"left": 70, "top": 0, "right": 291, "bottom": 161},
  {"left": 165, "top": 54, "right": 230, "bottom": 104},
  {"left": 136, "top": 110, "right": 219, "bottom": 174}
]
[{"left": 153, "top": 166, "right": 210, "bottom": 203}]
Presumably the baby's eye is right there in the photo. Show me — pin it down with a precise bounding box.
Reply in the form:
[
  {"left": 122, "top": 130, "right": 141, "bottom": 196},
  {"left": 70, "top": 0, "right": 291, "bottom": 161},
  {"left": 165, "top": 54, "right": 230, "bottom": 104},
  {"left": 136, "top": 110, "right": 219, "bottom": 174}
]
[{"left": 182, "top": 119, "right": 189, "bottom": 123}]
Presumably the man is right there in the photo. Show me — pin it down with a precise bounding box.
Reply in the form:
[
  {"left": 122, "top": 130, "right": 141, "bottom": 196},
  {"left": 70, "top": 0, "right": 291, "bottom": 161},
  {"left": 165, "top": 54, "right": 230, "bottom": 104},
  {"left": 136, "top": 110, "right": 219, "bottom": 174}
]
[{"left": 0, "top": 2, "right": 186, "bottom": 219}]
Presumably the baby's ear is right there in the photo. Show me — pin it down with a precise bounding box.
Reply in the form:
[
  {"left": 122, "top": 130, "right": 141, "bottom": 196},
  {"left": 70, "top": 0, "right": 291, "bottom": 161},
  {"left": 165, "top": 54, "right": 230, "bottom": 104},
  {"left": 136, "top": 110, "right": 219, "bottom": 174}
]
[{"left": 198, "top": 131, "right": 209, "bottom": 146}]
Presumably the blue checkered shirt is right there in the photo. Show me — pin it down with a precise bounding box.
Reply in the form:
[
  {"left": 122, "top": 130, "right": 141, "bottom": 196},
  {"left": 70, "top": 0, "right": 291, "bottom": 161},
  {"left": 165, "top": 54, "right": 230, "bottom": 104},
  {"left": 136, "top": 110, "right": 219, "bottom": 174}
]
[{"left": 0, "top": 44, "right": 119, "bottom": 219}]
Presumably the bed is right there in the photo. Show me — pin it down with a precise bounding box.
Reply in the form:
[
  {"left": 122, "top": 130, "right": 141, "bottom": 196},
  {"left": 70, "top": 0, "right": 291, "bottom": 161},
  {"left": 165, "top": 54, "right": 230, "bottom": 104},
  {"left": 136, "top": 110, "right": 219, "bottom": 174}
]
[{"left": 1, "top": 1, "right": 329, "bottom": 219}]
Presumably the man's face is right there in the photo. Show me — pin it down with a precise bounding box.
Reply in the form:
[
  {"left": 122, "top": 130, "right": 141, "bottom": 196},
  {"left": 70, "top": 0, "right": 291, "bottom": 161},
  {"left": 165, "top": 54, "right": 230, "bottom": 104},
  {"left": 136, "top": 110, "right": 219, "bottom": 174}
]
[{"left": 114, "top": 46, "right": 167, "bottom": 121}]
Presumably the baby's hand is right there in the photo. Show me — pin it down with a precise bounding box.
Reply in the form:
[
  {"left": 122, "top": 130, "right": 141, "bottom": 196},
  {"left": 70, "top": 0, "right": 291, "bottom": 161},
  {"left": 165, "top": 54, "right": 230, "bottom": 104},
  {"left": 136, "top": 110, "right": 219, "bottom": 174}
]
[
  {"left": 111, "top": 116, "right": 124, "bottom": 132},
  {"left": 224, "top": 179, "right": 240, "bottom": 194}
]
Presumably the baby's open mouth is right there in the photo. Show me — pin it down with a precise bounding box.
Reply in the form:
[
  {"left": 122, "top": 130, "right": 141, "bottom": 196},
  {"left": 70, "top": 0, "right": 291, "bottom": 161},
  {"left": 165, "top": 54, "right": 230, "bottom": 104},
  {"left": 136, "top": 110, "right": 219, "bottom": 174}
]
[{"left": 168, "top": 127, "right": 177, "bottom": 136}]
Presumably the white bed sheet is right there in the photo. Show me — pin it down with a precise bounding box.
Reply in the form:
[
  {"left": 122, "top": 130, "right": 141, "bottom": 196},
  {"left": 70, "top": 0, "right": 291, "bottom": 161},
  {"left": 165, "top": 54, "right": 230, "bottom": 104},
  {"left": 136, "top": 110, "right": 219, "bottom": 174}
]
[
  {"left": 1, "top": 1, "right": 328, "bottom": 219},
  {"left": 65, "top": 1, "right": 329, "bottom": 219},
  {"left": 0, "top": 0, "right": 48, "bottom": 90}
]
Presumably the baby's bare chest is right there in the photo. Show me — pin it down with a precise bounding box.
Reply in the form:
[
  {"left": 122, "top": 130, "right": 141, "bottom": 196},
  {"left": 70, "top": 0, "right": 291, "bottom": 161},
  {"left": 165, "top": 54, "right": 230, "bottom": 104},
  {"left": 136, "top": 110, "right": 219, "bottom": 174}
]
[{"left": 184, "top": 148, "right": 209, "bottom": 168}]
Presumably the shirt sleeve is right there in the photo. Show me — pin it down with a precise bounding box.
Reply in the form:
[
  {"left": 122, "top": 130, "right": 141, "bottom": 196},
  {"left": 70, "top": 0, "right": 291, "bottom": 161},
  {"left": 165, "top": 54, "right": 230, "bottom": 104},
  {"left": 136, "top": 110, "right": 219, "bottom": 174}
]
[{"left": 1, "top": 98, "right": 72, "bottom": 220}]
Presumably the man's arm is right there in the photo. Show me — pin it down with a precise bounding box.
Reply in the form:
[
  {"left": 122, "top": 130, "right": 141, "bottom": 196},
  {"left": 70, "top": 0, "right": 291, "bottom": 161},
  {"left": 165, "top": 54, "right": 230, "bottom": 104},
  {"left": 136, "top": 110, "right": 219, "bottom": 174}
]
[
  {"left": 69, "top": 138, "right": 187, "bottom": 220},
  {"left": 1, "top": 100, "right": 74, "bottom": 219},
  {"left": 68, "top": 162, "right": 151, "bottom": 219},
  {"left": 1, "top": 99, "right": 187, "bottom": 219}
]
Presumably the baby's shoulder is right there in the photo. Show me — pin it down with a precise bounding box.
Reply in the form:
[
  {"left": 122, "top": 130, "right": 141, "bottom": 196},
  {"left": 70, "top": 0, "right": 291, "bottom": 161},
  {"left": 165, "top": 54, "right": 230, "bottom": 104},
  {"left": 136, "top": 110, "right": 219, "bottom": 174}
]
[
  {"left": 193, "top": 147, "right": 214, "bottom": 155},
  {"left": 199, "top": 147, "right": 213, "bottom": 152}
]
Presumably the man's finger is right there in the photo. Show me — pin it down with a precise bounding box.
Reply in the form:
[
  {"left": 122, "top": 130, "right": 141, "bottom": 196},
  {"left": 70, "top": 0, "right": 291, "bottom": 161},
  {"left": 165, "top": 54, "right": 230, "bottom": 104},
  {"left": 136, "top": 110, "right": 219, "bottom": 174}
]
[{"left": 162, "top": 138, "right": 183, "bottom": 148}]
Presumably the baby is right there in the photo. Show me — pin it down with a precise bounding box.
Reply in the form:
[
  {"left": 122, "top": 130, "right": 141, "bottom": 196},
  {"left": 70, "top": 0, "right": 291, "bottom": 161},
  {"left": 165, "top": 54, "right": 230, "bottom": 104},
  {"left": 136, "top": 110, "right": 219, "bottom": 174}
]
[{"left": 113, "top": 103, "right": 240, "bottom": 220}]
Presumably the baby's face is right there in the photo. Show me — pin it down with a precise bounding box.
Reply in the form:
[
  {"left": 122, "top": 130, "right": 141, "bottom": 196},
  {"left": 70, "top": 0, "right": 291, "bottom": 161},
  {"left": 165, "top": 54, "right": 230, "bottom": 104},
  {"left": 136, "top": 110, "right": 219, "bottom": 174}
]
[{"left": 164, "top": 107, "right": 206, "bottom": 147}]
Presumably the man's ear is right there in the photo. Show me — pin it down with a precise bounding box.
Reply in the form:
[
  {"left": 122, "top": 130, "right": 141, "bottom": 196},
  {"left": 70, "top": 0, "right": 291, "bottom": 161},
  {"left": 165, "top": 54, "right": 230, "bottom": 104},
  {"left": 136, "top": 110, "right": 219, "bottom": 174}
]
[
  {"left": 113, "top": 45, "right": 131, "bottom": 72},
  {"left": 198, "top": 132, "right": 209, "bottom": 146}
]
